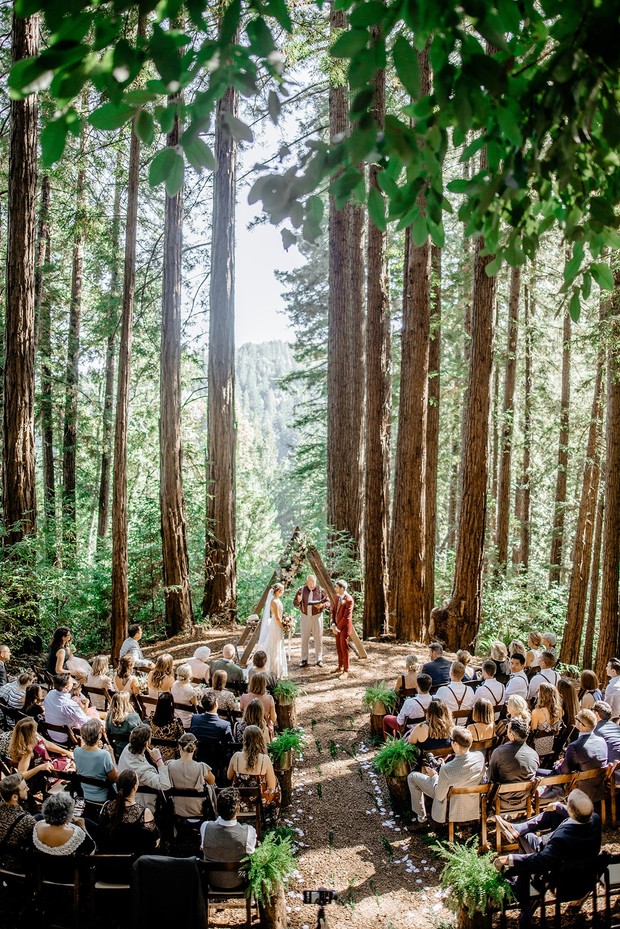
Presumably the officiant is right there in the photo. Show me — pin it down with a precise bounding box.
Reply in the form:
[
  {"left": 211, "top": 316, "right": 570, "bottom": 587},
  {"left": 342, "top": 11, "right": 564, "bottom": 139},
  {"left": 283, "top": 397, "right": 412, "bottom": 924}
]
[{"left": 293, "top": 575, "right": 330, "bottom": 668}]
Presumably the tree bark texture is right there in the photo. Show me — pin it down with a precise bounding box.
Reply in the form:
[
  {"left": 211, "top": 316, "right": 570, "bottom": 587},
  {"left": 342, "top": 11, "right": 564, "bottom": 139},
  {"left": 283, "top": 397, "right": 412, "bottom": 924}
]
[
  {"left": 259, "top": 888, "right": 287, "bottom": 929},
  {"left": 561, "top": 356, "right": 603, "bottom": 666},
  {"left": 362, "top": 58, "right": 391, "bottom": 639},
  {"left": 37, "top": 174, "right": 56, "bottom": 556},
  {"left": 583, "top": 488, "right": 604, "bottom": 670},
  {"left": 62, "top": 116, "right": 87, "bottom": 556},
  {"left": 389, "top": 45, "right": 431, "bottom": 642},
  {"left": 495, "top": 266, "right": 520, "bottom": 571},
  {"left": 489, "top": 298, "right": 500, "bottom": 545},
  {"left": 425, "top": 244, "right": 442, "bottom": 619},
  {"left": 513, "top": 279, "right": 533, "bottom": 569},
  {"left": 3, "top": 12, "right": 39, "bottom": 545},
  {"left": 111, "top": 50, "right": 143, "bottom": 661},
  {"left": 159, "top": 102, "right": 194, "bottom": 636},
  {"left": 548, "top": 312, "right": 571, "bottom": 585},
  {"left": 326, "top": 4, "right": 365, "bottom": 556},
  {"left": 596, "top": 295, "right": 620, "bottom": 676},
  {"left": 97, "top": 149, "right": 123, "bottom": 544},
  {"left": 431, "top": 233, "right": 495, "bottom": 651},
  {"left": 202, "top": 79, "right": 238, "bottom": 618}
]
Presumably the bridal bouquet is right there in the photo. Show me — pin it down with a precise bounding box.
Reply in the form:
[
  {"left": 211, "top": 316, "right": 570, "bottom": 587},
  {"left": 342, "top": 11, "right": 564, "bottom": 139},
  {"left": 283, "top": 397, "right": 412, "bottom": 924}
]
[{"left": 281, "top": 613, "right": 295, "bottom": 634}]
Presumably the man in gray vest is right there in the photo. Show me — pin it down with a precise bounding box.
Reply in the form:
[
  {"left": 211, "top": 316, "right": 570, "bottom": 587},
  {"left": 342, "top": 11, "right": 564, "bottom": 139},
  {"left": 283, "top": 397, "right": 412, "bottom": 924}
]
[{"left": 200, "top": 788, "right": 257, "bottom": 889}]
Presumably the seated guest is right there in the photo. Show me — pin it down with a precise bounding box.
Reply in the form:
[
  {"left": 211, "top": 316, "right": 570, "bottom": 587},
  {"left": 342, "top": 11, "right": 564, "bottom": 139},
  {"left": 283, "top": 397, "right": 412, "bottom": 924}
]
[
  {"left": 525, "top": 631, "right": 544, "bottom": 669},
  {"left": 86, "top": 656, "right": 115, "bottom": 711},
  {"left": 0, "top": 671, "right": 36, "bottom": 710},
  {"left": 383, "top": 673, "right": 434, "bottom": 740},
  {"left": 508, "top": 639, "right": 528, "bottom": 662},
  {"left": 528, "top": 651, "right": 560, "bottom": 700},
  {"left": 210, "top": 644, "right": 245, "bottom": 686},
  {"left": 147, "top": 654, "right": 174, "bottom": 697},
  {"left": 436, "top": 661, "right": 476, "bottom": 714},
  {"left": 227, "top": 725, "right": 281, "bottom": 821},
  {"left": 74, "top": 719, "right": 117, "bottom": 817},
  {"left": 496, "top": 695, "right": 530, "bottom": 739},
  {"left": 505, "top": 653, "right": 529, "bottom": 700},
  {"left": 593, "top": 701, "right": 620, "bottom": 776},
  {"left": 171, "top": 664, "right": 200, "bottom": 728},
  {"left": 114, "top": 654, "right": 141, "bottom": 698},
  {"left": 118, "top": 725, "right": 171, "bottom": 812},
  {"left": 99, "top": 769, "right": 160, "bottom": 855},
  {"left": 247, "top": 650, "right": 276, "bottom": 690},
  {"left": 45, "top": 627, "right": 72, "bottom": 677},
  {"left": 0, "top": 644, "right": 10, "bottom": 686},
  {"left": 0, "top": 774, "right": 36, "bottom": 871},
  {"left": 421, "top": 643, "right": 452, "bottom": 688},
  {"left": 190, "top": 691, "right": 233, "bottom": 765},
  {"left": 43, "top": 673, "right": 90, "bottom": 743},
  {"left": 119, "top": 623, "right": 154, "bottom": 671},
  {"left": 105, "top": 692, "right": 142, "bottom": 759},
  {"left": 557, "top": 677, "right": 580, "bottom": 730},
  {"left": 393, "top": 654, "right": 419, "bottom": 696},
  {"left": 167, "top": 733, "right": 216, "bottom": 819},
  {"left": 542, "top": 709, "right": 607, "bottom": 798},
  {"left": 201, "top": 787, "right": 256, "bottom": 889},
  {"left": 8, "top": 718, "right": 73, "bottom": 786},
  {"left": 474, "top": 660, "right": 506, "bottom": 710},
  {"left": 147, "top": 692, "right": 184, "bottom": 761},
  {"left": 490, "top": 642, "right": 510, "bottom": 685},
  {"left": 604, "top": 658, "right": 620, "bottom": 719},
  {"left": 579, "top": 670, "right": 603, "bottom": 710},
  {"left": 212, "top": 670, "right": 240, "bottom": 714},
  {"left": 456, "top": 650, "right": 475, "bottom": 681},
  {"left": 467, "top": 698, "right": 495, "bottom": 742},
  {"left": 542, "top": 631, "right": 558, "bottom": 653},
  {"left": 33, "top": 792, "right": 95, "bottom": 874},
  {"left": 531, "top": 683, "right": 563, "bottom": 733},
  {"left": 488, "top": 719, "right": 539, "bottom": 809},
  {"left": 234, "top": 698, "right": 270, "bottom": 744},
  {"left": 240, "top": 673, "right": 276, "bottom": 737},
  {"left": 186, "top": 645, "right": 212, "bottom": 684},
  {"left": 408, "top": 699, "right": 453, "bottom": 750},
  {"left": 22, "top": 683, "right": 45, "bottom": 723},
  {"left": 495, "top": 789, "right": 601, "bottom": 929},
  {"left": 407, "top": 726, "right": 485, "bottom": 829}
]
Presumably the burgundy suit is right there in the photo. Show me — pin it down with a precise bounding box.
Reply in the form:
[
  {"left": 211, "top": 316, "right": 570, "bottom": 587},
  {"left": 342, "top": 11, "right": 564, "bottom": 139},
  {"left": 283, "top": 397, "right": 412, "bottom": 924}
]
[{"left": 331, "top": 593, "right": 354, "bottom": 671}]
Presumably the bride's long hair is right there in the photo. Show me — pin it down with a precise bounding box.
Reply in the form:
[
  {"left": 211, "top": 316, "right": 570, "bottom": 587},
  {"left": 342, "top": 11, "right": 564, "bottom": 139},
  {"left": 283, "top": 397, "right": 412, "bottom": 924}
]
[{"left": 272, "top": 583, "right": 284, "bottom": 596}]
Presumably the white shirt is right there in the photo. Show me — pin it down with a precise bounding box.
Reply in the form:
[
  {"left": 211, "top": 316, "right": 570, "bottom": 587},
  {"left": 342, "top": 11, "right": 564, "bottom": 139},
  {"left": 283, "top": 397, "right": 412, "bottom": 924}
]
[
  {"left": 186, "top": 657, "right": 210, "bottom": 683},
  {"left": 435, "top": 682, "right": 475, "bottom": 712},
  {"left": 43, "top": 689, "right": 90, "bottom": 743},
  {"left": 118, "top": 746, "right": 171, "bottom": 812},
  {"left": 605, "top": 677, "right": 620, "bottom": 719},
  {"left": 528, "top": 667, "right": 560, "bottom": 700},
  {"left": 200, "top": 817, "right": 257, "bottom": 854},
  {"left": 505, "top": 671, "right": 529, "bottom": 700},
  {"left": 397, "top": 693, "right": 433, "bottom": 726},
  {"left": 474, "top": 679, "right": 505, "bottom": 706},
  {"left": 119, "top": 637, "right": 151, "bottom": 670}
]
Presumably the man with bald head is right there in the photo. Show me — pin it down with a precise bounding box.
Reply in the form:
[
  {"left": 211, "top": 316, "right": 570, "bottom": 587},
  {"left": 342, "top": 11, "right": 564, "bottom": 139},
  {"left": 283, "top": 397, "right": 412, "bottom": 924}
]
[
  {"left": 209, "top": 644, "right": 245, "bottom": 685},
  {"left": 293, "top": 574, "right": 329, "bottom": 668}
]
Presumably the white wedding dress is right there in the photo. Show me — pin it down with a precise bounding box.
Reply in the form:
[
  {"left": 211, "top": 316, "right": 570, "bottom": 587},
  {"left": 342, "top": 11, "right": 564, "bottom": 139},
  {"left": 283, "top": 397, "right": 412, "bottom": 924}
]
[{"left": 257, "top": 591, "right": 288, "bottom": 679}]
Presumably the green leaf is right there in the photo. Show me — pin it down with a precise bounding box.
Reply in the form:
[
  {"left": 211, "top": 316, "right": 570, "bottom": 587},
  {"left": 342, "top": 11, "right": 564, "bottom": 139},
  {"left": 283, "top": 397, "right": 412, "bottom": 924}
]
[
  {"left": 220, "top": 0, "right": 242, "bottom": 45},
  {"left": 247, "top": 18, "right": 276, "bottom": 56},
  {"left": 268, "top": 91, "right": 280, "bottom": 125},
  {"left": 485, "top": 254, "right": 502, "bottom": 277},
  {"left": 330, "top": 29, "right": 369, "bottom": 59},
  {"left": 41, "top": 118, "right": 69, "bottom": 167},
  {"left": 392, "top": 35, "right": 420, "bottom": 99},
  {"left": 591, "top": 261, "right": 614, "bottom": 291},
  {"left": 266, "top": 0, "right": 293, "bottom": 32},
  {"left": 221, "top": 112, "right": 254, "bottom": 143},
  {"left": 182, "top": 136, "right": 216, "bottom": 172},
  {"left": 281, "top": 228, "right": 297, "bottom": 250},
  {"left": 349, "top": 1, "right": 386, "bottom": 27},
  {"left": 411, "top": 213, "right": 428, "bottom": 247},
  {"left": 569, "top": 291, "right": 581, "bottom": 322},
  {"left": 149, "top": 146, "right": 179, "bottom": 187},
  {"left": 590, "top": 197, "right": 617, "bottom": 227},
  {"left": 135, "top": 110, "right": 154, "bottom": 146},
  {"left": 368, "top": 186, "right": 386, "bottom": 230},
  {"left": 305, "top": 195, "right": 324, "bottom": 225},
  {"left": 157, "top": 105, "right": 177, "bottom": 135},
  {"left": 89, "top": 102, "right": 135, "bottom": 131}
]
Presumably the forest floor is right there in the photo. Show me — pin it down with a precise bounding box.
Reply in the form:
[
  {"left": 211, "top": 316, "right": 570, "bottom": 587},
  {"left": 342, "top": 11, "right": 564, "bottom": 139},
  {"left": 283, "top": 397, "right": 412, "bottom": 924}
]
[{"left": 144, "top": 627, "right": 620, "bottom": 929}]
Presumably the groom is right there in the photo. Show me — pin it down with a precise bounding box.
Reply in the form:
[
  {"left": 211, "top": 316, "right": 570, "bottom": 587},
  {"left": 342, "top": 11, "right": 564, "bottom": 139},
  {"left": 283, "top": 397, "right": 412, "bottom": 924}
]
[
  {"left": 293, "top": 575, "right": 329, "bottom": 668},
  {"left": 331, "top": 579, "right": 354, "bottom": 678}
]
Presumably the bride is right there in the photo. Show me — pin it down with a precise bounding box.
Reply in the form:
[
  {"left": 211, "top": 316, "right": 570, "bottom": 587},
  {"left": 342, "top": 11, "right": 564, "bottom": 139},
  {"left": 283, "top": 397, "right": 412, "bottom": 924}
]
[{"left": 256, "top": 583, "right": 288, "bottom": 680}]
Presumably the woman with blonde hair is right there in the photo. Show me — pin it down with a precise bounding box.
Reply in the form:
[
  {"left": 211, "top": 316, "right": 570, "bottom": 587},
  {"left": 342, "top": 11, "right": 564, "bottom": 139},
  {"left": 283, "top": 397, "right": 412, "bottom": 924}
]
[
  {"left": 456, "top": 650, "right": 475, "bottom": 681},
  {"left": 227, "top": 725, "right": 280, "bottom": 822},
  {"left": 496, "top": 695, "right": 530, "bottom": 740},
  {"left": 490, "top": 642, "right": 510, "bottom": 684},
  {"left": 234, "top": 698, "right": 269, "bottom": 743},
  {"left": 105, "top": 692, "right": 142, "bottom": 759},
  {"left": 86, "top": 655, "right": 115, "bottom": 710},
  {"left": 167, "top": 733, "right": 216, "bottom": 819},
  {"left": 211, "top": 669, "right": 239, "bottom": 714},
  {"left": 393, "top": 655, "right": 419, "bottom": 695},
  {"left": 407, "top": 699, "right": 453, "bottom": 750},
  {"left": 171, "top": 664, "right": 199, "bottom": 728},
  {"left": 531, "top": 683, "right": 563, "bottom": 732},
  {"left": 147, "top": 654, "right": 174, "bottom": 697},
  {"left": 240, "top": 672, "right": 277, "bottom": 736},
  {"left": 525, "top": 631, "right": 544, "bottom": 669},
  {"left": 114, "top": 655, "right": 141, "bottom": 697},
  {"left": 8, "top": 718, "right": 74, "bottom": 787},
  {"left": 467, "top": 698, "right": 495, "bottom": 742}
]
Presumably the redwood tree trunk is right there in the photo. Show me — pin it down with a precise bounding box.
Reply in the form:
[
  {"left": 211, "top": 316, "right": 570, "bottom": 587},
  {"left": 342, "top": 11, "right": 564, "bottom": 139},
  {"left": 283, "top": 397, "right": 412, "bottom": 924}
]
[
  {"left": 513, "top": 278, "right": 533, "bottom": 569},
  {"left": 583, "top": 489, "right": 604, "bottom": 670},
  {"left": 202, "top": 79, "right": 238, "bottom": 618},
  {"left": 495, "top": 266, "right": 520, "bottom": 571},
  {"left": 561, "top": 356, "right": 603, "bottom": 665},
  {"left": 3, "top": 12, "right": 39, "bottom": 546},
  {"left": 326, "top": 3, "right": 365, "bottom": 555},
  {"left": 160, "top": 102, "right": 194, "bottom": 636},
  {"left": 425, "top": 244, "right": 442, "bottom": 620},
  {"left": 362, "top": 57, "right": 391, "bottom": 639},
  {"left": 390, "top": 45, "right": 431, "bottom": 642},
  {"left": 548, "top": 312, "right": 571, "bottom": 585},
  {"left": 111, "top": 46, "right": 143, "bottom": 661},
  {"left": 37, "top": 174, "right": 56, "bottom": 556}
]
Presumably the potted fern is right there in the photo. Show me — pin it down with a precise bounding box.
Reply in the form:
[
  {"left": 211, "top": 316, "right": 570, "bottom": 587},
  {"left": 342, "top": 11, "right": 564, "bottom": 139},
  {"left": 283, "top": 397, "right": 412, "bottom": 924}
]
[
  {"left": 373, "top": 737, "right": 419, "bottom": 815},
  {"left": 273, "top": 679, "right": 300, "bottom": 730},
  {"left": 268, "top": 728, "right": 305, "bottom": 808},
  {"left": 434, "top": 837, "right": 512, "bottom": 929},
  {"left": 362, "top": 682, "right": 399, "bottom": 739},
  {"left": 242, "top": 831, "right": 297, "bottom": 929}
]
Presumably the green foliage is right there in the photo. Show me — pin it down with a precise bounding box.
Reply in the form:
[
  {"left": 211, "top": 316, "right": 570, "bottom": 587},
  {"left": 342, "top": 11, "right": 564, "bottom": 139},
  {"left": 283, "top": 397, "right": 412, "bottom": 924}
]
[
  {"left": 477, "top": 571, "right": 568, "bottom": 656},
  {"left": 273, "top": 679, "right": 300, "bottom": 702},
  {"left": 362, "top": 682, "right": 398, "bottom": 713},
  {"left": 268, "top": 727, "right": 306, "bottom": 764},
  {"left": 373, "top": 737, "right": 419, "bottom": 776},
  {"left": 241, "top": 832, "right": 297, "bottom": 906},
  {"left": 434, "top": 838, "right": 512, "bottom": 916}
]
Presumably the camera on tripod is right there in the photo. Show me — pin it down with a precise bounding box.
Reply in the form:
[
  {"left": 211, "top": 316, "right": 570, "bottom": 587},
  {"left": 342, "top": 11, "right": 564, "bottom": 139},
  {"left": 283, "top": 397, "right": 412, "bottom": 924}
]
[{"left": 303, "top": 889, "right": 338, "bottom": 906}]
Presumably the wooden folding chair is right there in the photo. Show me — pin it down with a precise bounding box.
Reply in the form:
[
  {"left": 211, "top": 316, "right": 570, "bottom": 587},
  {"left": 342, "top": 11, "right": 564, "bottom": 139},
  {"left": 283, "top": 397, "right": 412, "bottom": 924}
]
[
  {"left": 571, "top": 766, "right": 609, "bottom": 824},
  {"left": 235, "top": 785, "right": 263, "bottom": 838},
  {"left": 470, "top": 737, "right": 497, "bottom": 761},
  {"left": 533, "top": 772, "right": 575, "bottom": 813},
  {"left": 492, "top": 781, "right": 537, "bottom": 852},
  {"left": 446, "top": 783, "right": 490, "bottom": 847},
  {"left": 605, "top": 760, "right": 620, "bottom": 827},
  {"left": 196, "top": 860, "right": 256, "bottom": 928}
]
